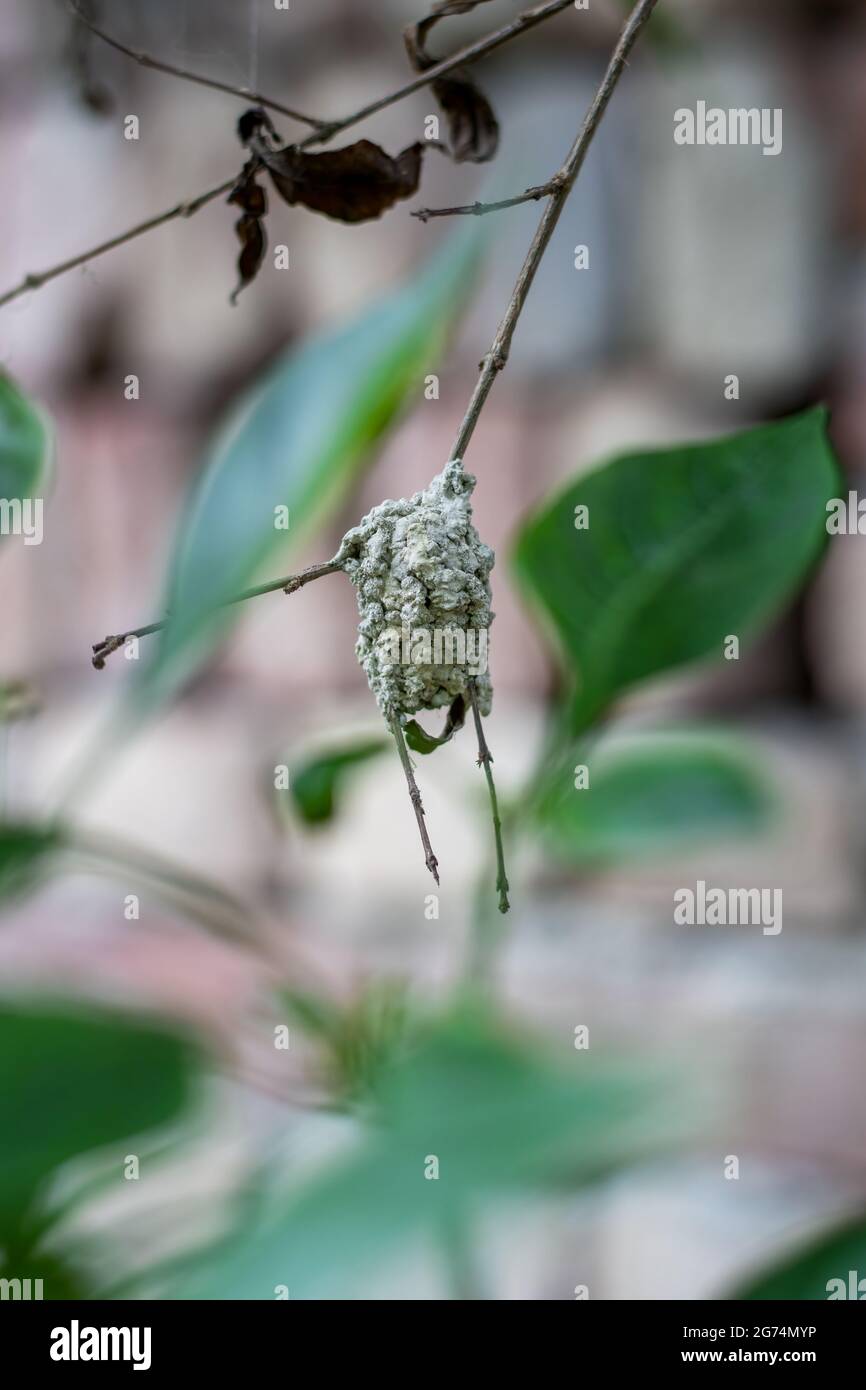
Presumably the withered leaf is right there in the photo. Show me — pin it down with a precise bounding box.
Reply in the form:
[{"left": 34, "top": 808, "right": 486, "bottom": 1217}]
[
  {"left": 227, "top": 162, "right": 268, "bottom": 304},
  {"left": 405, "top": 0, "right": 497, "bottom": 69},
  {"left": 259, "top": 140, "right": 427, "bottom": 224},
  {"left": 404, "top": 1, "right": 500, "bottom": 164},
  {"left": 432, "top": 72, "right": 499, "bottom": 163},
  {"left": 404, "top": 694, "right": 466, "bottom": 755}
]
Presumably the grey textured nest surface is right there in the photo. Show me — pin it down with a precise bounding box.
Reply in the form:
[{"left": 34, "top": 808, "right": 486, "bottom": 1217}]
[{"left": 336, "top": 460, "right": 494, "bottom": 717}]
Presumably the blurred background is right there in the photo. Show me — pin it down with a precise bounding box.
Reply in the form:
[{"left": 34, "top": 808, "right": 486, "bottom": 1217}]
[{"left": 2, "top": 0, "right": 866, "bottom": 1299}]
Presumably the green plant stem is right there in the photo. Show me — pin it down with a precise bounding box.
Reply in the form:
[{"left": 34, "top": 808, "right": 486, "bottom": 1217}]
[{"left": 467, "top": 682, "right": 509, "bottom": 914}]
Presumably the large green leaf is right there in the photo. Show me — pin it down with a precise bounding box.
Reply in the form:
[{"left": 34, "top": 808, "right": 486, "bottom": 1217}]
[
  {"left": 0, "top": 1003, "right": 198, "bottom": 1235},
  {"left": 0, "top": 375, "right": 50, "bottom": 538},
  {"left": 174, "top": 1007, "right": 672, "bottom": 1299},
  {"left": 512, "top": 409, "right": 839, "bottom": 734},
  {"left": 533, "top": 731, "right": 771, "bottom": 866},
  {"left": 727, "top": 1217, "right": 866, "bottom": 1300},
  {"left": 133, "top": 225, "right": 483, "bottom": 713}
]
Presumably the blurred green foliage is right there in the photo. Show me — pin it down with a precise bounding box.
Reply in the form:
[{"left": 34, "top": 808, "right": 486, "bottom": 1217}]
[
  {"left": 533, "top": 730, "right": 771, "bottom": 866},
  {"left": 0, "top": 1003, "right": 198, "bottom": 1255},
  {"left": 728, "top": 1218, "right": 866, "bottom": 1300},
  {"left": 173, "top": 1003, "right": 674, "bottom": 1300},
  {"left": 0, "top": 375, "right": 50, "bottom": 529}
]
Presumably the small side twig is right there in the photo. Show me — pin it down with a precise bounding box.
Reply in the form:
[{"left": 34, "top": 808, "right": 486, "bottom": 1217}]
[
  {"left": 0, "top": 179, "right": 236, "bottom": 309},
  {"left": 67, "top": 0, "right": 326, "bottom": 130},
  {"left": 412, "top": 180, "right": 561, "bottom": 222},
  {"left": 388, "top": 713, "right": 440, "bottom": 886},
  {"left": 467, "top": 682, "right": 509, "bottom": 915},
  {"left": 90, "top": 559, "right": 342, "bottom": 669}
]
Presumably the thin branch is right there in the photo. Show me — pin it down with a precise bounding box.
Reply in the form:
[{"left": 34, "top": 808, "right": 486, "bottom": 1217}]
[
  {"left": 67, "top": 0, "right": 326, "bottom": 131},
  {"left": 309, "top": 0, "right": 575, "bottom": 147},
  {"left": 0, "top": 0, "right": 574, "bottom": 309},
  {"left": 412, "top": 179, "right": 561, "bottom": 221},
  {"left": 388, "top": 713, "right": 440, "bottom": 886},
  {"left": 0, "top": 178, "right": 236, "bottom": 308},
  {"left": 449, "top": 0, "right": 660, "bottom": 461},
  {"left": 467, "top": 682, "right": 509, "bottom": 915},
  {"left": 90, "top": 560, "right": 342, "bottom": 669}
]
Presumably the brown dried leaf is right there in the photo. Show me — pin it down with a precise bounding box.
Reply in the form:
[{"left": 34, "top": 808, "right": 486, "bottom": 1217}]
[
  {"left": 432, "top": 72, "right": 499, "bottom": 162},
  {"left": 406, "top": 0, "right": 497, "bottom": 69},
  {"left": 405, "top": 1, "right": 500, "bottom": 164},
  {"left": 227, "top": 163, "right": 268, "bottom": 304},
  {"left": 260, "top": 140, "right": 427, "bottom": 224}
]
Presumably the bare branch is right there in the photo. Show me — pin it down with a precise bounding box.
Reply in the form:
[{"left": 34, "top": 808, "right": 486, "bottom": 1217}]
[
  {"left": 467, "top": 681, "right": 509, "bottom": 915},
  {"left": 67, "top": 0, "right": 326, "bottom": 130},
  {"left": 412, "top": 179, "right": 561, "bottom": 222},
  {"left": 388, "top": 713, "right": 440, "bottom": 885},
  {"left": 0, "top": 0, "right": 575, "bottom": 309},
  {"left": 90, "top": 560, "right": 343, "bottom": 670},
  {"left": 0, "top": 178, "right": 236, "bottom": 309},
  {"left": 449, "top": 0, "right": 660, "bottom": 461},
  {"left": 312, "top": 0, "right": 575, "bottom": 147}
]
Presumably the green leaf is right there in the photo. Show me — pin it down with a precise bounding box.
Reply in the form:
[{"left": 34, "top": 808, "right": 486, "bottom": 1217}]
[
  {"left": 0, "top": 375, "right": 50, "bottom": 530},
  {"left": 0, "top": 824, "right": 63, "bottom": 903},
  {"left": 404, "top": 694, "right": 466, "bottom": 755},
  {"left": 174, "top": 1007, "right": 673, "bottom": 1299},
  {"left": 0, "top": 1003, "right": 198, "bottom": 1235},
  {"left": 284, "top": 738, "right": 388, "bottom": 825},
  {"left": 133, "top": 224, "right": 483, "bottom": 713},
  {"left": 533, "top": 731, "right": 771, "bottom": 866},
  {"left": 512, "top": 408, "right": 840, "bottom": 735},
  {"left": 727, "top": 1217, "right": 866, "bottom": 1300}
]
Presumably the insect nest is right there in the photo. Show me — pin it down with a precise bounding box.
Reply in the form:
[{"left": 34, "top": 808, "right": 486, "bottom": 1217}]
[
  {"left": 335, "top": 458, "right": 494, "bottom": 718},
  {"left": 332, "top": 458, "right": 507, "bottom": 910}
]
